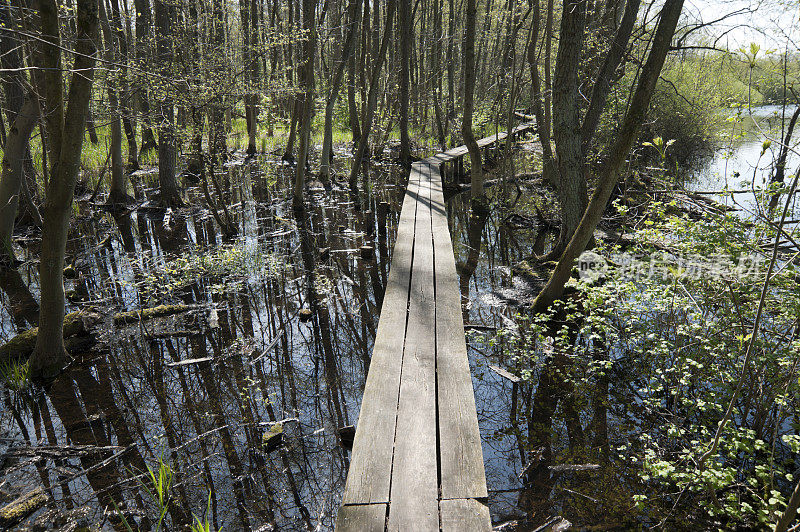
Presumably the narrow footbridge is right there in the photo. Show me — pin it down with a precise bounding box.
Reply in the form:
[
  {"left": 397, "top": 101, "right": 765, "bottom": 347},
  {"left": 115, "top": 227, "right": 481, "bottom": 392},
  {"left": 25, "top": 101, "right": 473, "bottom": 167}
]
[{"left": 337, "top": 123, "right": 533, "bottom": 531}]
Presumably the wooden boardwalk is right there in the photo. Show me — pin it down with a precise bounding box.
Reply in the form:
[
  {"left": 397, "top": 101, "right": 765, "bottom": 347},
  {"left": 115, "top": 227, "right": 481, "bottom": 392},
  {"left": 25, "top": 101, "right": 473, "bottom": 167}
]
[{"left": 337, "top": 124, "right": 533, "bottom": 531}]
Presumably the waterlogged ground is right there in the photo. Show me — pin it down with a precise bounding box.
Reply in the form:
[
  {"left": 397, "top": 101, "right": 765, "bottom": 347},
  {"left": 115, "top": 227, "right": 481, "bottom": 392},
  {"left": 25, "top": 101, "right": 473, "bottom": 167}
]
[
  {"left": 2, "top": 129, "right": 796, "bottom": 530},
  {"left": 0, "top": 150, "right": 409, "bottom": 530}
]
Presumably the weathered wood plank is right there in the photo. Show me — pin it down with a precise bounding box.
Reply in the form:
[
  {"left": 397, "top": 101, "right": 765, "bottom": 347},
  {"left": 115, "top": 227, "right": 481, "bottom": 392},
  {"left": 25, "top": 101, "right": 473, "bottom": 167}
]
[
  {"left": 339, "top": 122, "right": 532, "bottom": 526},
  {"left": 429, "top": 163, "right": 488, "bottom": 500},
  {"left": 440, "top": 498, "right": 492, "bottom": 531},
  {"left": 336, "top": 503, "right": 387, "bottom": 531},
  {"left": 387, "top": 162, "right": 439, "bottom": 531},
  {"left": 341, "top": 169, "right": 422, "bottom": 505},
  {"left": 435, "top": 122, "right": 533, "bottom": 163}
]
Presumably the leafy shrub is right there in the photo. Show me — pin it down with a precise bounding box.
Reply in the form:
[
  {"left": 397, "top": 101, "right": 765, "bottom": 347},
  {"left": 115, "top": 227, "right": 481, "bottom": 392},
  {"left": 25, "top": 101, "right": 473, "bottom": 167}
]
[{"left": 484, "top": 198, "right": 800, "bottom": 528}]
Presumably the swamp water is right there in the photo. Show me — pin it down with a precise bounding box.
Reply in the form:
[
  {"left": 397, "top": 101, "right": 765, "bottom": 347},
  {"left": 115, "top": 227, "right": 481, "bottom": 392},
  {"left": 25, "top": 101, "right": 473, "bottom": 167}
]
[
  {"left": 690, "top": 104, "right": 800, "bottom": 219},
  {"left": 1, "top": 126, "right": 797, "bottom": 530}
]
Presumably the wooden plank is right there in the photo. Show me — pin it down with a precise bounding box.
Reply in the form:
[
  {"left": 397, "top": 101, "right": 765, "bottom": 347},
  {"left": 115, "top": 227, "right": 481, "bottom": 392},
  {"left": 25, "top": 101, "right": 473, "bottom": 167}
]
[
  {"left": 339, "top": 122, "right": 534, "bottom": 523},
  {"left": 436, "top": 123, "right": 533, "bottom": 163},
  {"left": 336, "top": 504, "right": 387, "bottom": 531},
  {"left": 489, "top": 364, "right": 520, "bottom": 383},
  {"left": 429, "top": 163, "right": 489, "bottom": 500},
  {"left": 387, "top": 162, "right": 439, "bottom": 531},
  {"left": 341, "top": 169, "right": 422, "bottom": 505},
  {"left": 440, "top": 498, "right": 492, "bottom": 531}
]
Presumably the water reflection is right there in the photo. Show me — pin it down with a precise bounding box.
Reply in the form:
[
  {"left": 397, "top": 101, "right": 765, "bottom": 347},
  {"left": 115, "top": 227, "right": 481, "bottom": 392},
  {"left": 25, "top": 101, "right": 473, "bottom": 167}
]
[
  {"left": 0, "top": 138, "right": 635, "bottom": 530},
  {"left": 691, "top": 104, "right": 800, "bottom": 219},
  {"left": 0, "top": 154, "right": 403, "bottom": 529}
]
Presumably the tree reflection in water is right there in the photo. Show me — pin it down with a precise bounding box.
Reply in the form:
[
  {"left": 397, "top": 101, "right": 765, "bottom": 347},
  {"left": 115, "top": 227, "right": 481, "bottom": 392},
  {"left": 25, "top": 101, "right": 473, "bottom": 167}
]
[{"left": 0, "top": 156, "right": 403, "bottom": 530}]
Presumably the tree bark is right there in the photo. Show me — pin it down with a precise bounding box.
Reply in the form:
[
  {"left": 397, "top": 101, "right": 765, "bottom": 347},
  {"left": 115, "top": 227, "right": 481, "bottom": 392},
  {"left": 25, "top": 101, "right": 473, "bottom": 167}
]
[
  {"left": 240, "top": 0, "right": 259, "bottom": 155},
  {"left": 320, "top": 0, "right": 363, "bottom": 184},
  {"left": 132, "top": 0, "right": 157, "bottom": 152},
  {"left": 99, "top": 0, "right": 128, "bottom": 206},
  {"left": 551, "top": 0, "right": 588, "bottom": 255},
  {"left": 347, "top": 0, "right": 397, "bottom": 190},
  {"left": 398, "top": 0, "right": 411, "bottom": 166},
  {"left": 775, "top": 477, "right": 800, "bottom": 532},
  {"left": 0, "top": 2, "right": 39, "bottom": 264},
  {"left": 462, "top": 0, "right": 484, "bottom": 207},
  {"left": 154, "top": 0, "right": 183, "bottom": 207},
  {"left": 769, "top": 104, "right": 800, "bottom": 212},
  {"left": 30, "top": 0, "right": 101, "bottom": 381},
  {"left": 532, "top": 0, "right": 684, "bottom": 312},
  {"left": 0, "top": 97, "right": 39, "bottom": 264},
  {"left": 110, "top": 0, "right": 139, "bottom": 169},
  {"left": 580, "top": 0, "right": 641, "bottom": 149},
  {"left": 527, "top": 0, "right": 557, "bottom": 188},
  {"left": 293, "top": 0, "right": 317, "bottom": 207}
]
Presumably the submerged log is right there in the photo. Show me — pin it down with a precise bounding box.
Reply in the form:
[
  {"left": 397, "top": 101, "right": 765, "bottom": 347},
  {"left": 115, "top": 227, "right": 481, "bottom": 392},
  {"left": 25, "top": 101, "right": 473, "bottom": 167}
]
[
  {"left": 0, "top": 311, "right": 101, "bottom": 363},
  {"left": 0, "top": 488, "right": 49, "bottom": 529},
  {"left": 263, "top": 422, "right": 284, "bottom": 453},
  {"left": 0, "top": 304, "right": 197, "bottom": 364},
  {"left": 112, "top": 304, "right": 197, "bottom": 326}
]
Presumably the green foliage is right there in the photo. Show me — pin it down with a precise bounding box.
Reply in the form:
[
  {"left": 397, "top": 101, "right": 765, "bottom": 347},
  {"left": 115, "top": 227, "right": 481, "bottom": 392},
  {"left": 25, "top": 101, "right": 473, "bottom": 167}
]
[
  {"left": 644, "top": 55, "right": 734, "bottom": 166},
  {"left": 0, "top": 359, "right": 29, "bottom": 392},
  {"left": 133, "top": 242, "right": 285, "bottom": 304},
  {"left": 190, "top": 492, "right": 220, "bottom": 532},
  {"left": 484, "top": 198, "right": 800, "bottom": 527},
  {"left": 140, "top": 456, "right": 174, "bottom": 530},
  {"left": 113, "top": 454, "right": 174, "bottom": 531},
  {"left": 113, "top": 456, "right": 222, "bottom": 531}
]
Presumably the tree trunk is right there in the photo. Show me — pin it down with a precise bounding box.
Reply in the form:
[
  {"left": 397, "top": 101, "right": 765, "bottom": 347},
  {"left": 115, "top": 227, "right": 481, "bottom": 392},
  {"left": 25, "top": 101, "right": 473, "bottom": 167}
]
[
  {"left": 154, "top": 0, "right": 183, "bottom": 207},
  {"left": 769, "top": 104, "right": 800, "bottom": 212},
  {"left": 551, "top": 0, "right": 588, "bottom": 256},
  {"left": 446, "top": 0, "right": 455, "bottom": 122},
  {"left": 0, "top": 2, "right": 38, "bottom": 264},
  {"left": 320, "top": 0, "right": 363, "bottom": 184},
  {"left": 775, "top": 477, "right": 800, "bottom": 532},
  {"left": 462, "top": 0, "right": 484, "bottom": 207},
  {"left": 543, "top": 0, "right": 554, "bottom": 145},
  {"left": 532, "top": 0, "right": 684, "bottom": 312},
  {"left": 133, "top": 0, "right": 157, "bottom": 152},
  {"left": 209, "top": 0, "right": 227, "bottom": 162},
  {"left": 293, "top": 0, "right": 317, "bottom": 206},
  {"left": 347, "top": 0, "right": 397, "bottom": 189},
  {"left": 110, "top": 0, "right": 139, "bottom": 169},
  {"left": 347, "top": 40, "right": 362, "bottom": 146},
  {"left": 240, "top": 0, "right": 259, "bottom": 155},
  {"left": 580, "top": 0, "right": 641, "bottom": 149},
  {"left": 30, "top": 0, "right": 101, "bottom": 381},
  {"left": 0, "top": 97, "right": 39, "bottom": 263},
  {"left": 398, "top": 0, "right": 411, "bottom": 166},
  {"left": 527, "top": 0, "right": 556, "bottom": 188},
  {"left": 99, "top": 0, "right": 128, "bottom": 206}
]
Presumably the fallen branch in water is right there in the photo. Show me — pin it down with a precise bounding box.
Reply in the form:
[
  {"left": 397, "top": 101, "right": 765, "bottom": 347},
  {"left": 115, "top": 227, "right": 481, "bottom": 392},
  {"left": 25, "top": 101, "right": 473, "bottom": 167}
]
[
  {"left": 0, "top": 304, "right": 199, "bottom": 364},
  {"left": 0, "top": 488, "right": 49, "bottom": 529}
]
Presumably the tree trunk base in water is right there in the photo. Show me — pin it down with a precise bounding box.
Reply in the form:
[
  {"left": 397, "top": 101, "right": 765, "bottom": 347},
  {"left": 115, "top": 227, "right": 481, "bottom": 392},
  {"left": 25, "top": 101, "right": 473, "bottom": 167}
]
[
  {"left": 29, "top": 344, "right": 71, "bottom": 383},
  {"left": 470, "top": 195, "right": 490, "bottom": 218},
  {"left": 105, "top": 190, "right": 136, "bottom": 211}
]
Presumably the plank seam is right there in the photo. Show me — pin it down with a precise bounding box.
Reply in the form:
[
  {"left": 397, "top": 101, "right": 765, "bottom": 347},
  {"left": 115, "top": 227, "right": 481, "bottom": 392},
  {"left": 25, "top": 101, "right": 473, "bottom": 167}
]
[
  {"left": 429, "top": 162, "right": 444, "bottom": 531},
  {"left": 385, "top": 167, "right": 419, "bottom": 510}
]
